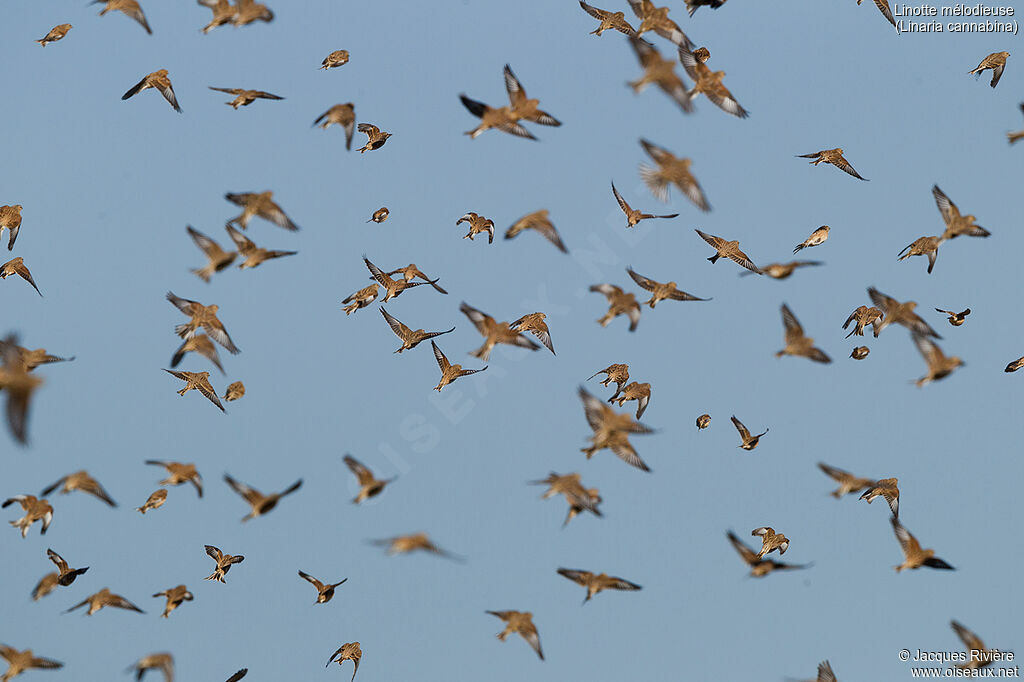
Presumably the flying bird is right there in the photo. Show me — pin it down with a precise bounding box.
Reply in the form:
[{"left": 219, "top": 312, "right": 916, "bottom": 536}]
[
  {"left": 486, "top": 611, "right": 543, "bottom": 660},
  {"left": 504, "top": 210, "right": 568, "bottom": 253},
  {"left": 897, "top": 236, "right": 943, "bottom": 274},
  {"left": 171, "top": 335, "right": 224, "bottom": 374},
  {"left": 163, "top": 370, "right": 225, "bottom": 412},
  {"left": 627, "top": 0, "right": 693, "bottom": 47},
  {"left": 556, "top": 568, "right": 642, "bottom": 604},
  {"left": 298, "top": 570, "right": 348, "bottom": 604},
  {"left": 797, "top": 148, "right": 867, "bottom": 180},
  {"left": 0, "top": 645, "right": 63, "bottom": 680},
  {"left": 36, "top": 24, "right": 72, "bottom": 46},
  {"left": 793, "top": 226, "right": 829, "bottom": 253},
  {"left": 312, "top": 103, "right": 356, "bottom": 150},
  {"left": 776, "top": 304, "right": 831, "bottom": 364},
  {"left": 128, "top": 653, "right": 173, "bottom": 682},
  {"left": 609, "top": 381, "right": 651, "bottom": 419},
  {"left": 578, "top": 1, "right": 637, "bottom": 36},
  {"left": 204, "top": 545, "right": 244, "bottom": 583},
  {"left": 431, "top": 341, "right": 487, "bottom": 391},
  {"left": 589, "top": 284, "right": 642, "bottom": 331},
  {"left": 817, "top": 462, "right": 874, "bottom": 498},
  {"left": 223, "top": 474, "right": 302, "bottom": 522},
  {"left": 368, "top": 532, "right": 463, "bottom": 560},
  {"left": 508, "top": 312, "right": 555, "bottom": 354},
  {"left": 678, "top": 46, "right": 748, "bottom": 118},
  {"left": 122, "top": 70, "right": 180, "bottom": 112},
  {"left": 1, "top": 258, "right": 42, "bottom": 296},
  {"left": 41, "top": 471, "right": 116, "bottom": 507},
  {"left": 460, "top": 302, "right": 540, "bottom": 360},
  {"left": 726, "top": 531, "right": 811, "bottom": 578},
  {"left": 166, "top": 292, "right": 241, "bottom": 354},
  {"left": 64, "top": 587, "right": 144, "bottom": 615},
  {"left": 46, "top": 549, "right": 89, "bottom": 587},
  {"left": 2, "top": 495, "right": 52, "bottom": 537},
  {"left": 742, "top": 261, "right": 823, "bottom": 280},
  {"left": 931, "top": 185, "right": 990, "bottom": 240},
  {"left": 146, "top": 460, "right": 203, "bottom": 497},
  {"left": 867, "top": 287, "right": 941, "bottom": 339},
  {"left": 936, "top": 308, "right": 970, "bottom": 326},
  {"left": 226, "top": 224, "right": 296, "bottom": 269},
  {"left": 579, "top": 386, "right": 654, "bottom": 471},
  {"left": 890, "top": 517, "right": 954, "bottom": 571},
  {"left": 343, "top": 454, "right": 395, "bottom": 503},
  {"left": 457, "top": 212, "right": 495, "bottom": 243},
  {"left": 356, "top": 123, "right": 391, "bottom": 153},
  {"left": 694, "top": 229, "right": 760, "bottom": 274},
  {"left": 842, "top": 305, "right": 884, "bottom": 339},
  {"left": 321, "top": 50, "right": 350, "bottom": 69},
  {"left": 325, "top": 643, "right": 361, "bottom": 682},
  {"left": 612, "top": 182, "right": 679, "bottom": 228},
  {"left": 587, "top": 363, "right": 630, "bottom": 400},
  {"left": 92, "top": 0, "right": 151, "bottom": 34},
  {"left": 968, "top": 51, "right": 1010, "bottom": 87},
  {"left": 626, "top": 37, "right": 693, "bottom": 113},
  {"left": 186, "top": 226, "right": 237, "bottom": 282},
  {"left": 222, "top": 381, "right": 245, "bottom": 402},
  {"left": 225, "top": 191, "right": 299, "bottom": 231},
  {"left": 0, "top": 205, "right": 23, "bottom": 250},
  {"left": 638, "top": 138, "right": 711, "bottom": 209},
  {"left": 152, "top": 584, "right": 193, "bottom": 618},
  {"left": 751, "top": 526, "right": 789, "bottom": 558},
  {"left": 627, "top": 266, "right": 709, "bottom": 308},
  {"left": 209, "top": 87, "right": 283, "bottom": 109},
  {"left": 858, "top": 0, "right": 897, "bottom": 28},
  {"left": 136, "top": 489, "right": 167, "bottom": 514},
  {"left": 731, "top": 415, "right": 768, "bottom": 450},
  {"left": 911, "top": 333, "right": 963, "bottom": 387},
  {"left": 859, "top": 478, "right": 900, "bottom": 517}
]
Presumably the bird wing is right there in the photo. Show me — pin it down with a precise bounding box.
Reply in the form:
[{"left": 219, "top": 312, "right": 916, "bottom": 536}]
[
  {"left": 343, "top": 455, "right": 376, "bottom": 486},
  {"left": 832, "top": 154, "right": 867, "bottom": 180},
  {"left": 298, "top": 570, "right": 325, "bottom": 591},
  {"left": 224, "top": 475, "right": 260, "bottom": 504},
  {"left": 225, "top": 224, "right": 256, "bottom": 253},
  {"left": 611, "top": 182, "right": 632, "bottom": 215},
  {"left": 873, "top": 0, "right": 897, "bottom": 26},
  {"left": 781, "top": 303, "right": 804, "bottom": 342},
  {"left": 726, "top": 531, "right": 759, "bottom": 565},
  {"left": 626, "top": 267, "right": 658, "bottom": 292},
  {"left": 503, "top": 64, "right": 527, "bottom": 108},
  {"left": 458, "top": 94, "right": 489, "bottom": 119},
  {"left": 731, "top": 416, "right": 750, "bottom": 439},
  {"left": 431, "top": 340, "right": 451, "bottom": 372}
]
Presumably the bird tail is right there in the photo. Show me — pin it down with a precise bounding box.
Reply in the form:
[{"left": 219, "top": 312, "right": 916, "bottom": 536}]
[
  {"left": 792, "top": 244, "right": 805, "bottom": 254},
  {"left": 174, "top": 323, "right": 195, "bottom": 339},
  {"left": 707, "top": 254, "right": 720, "bottom": 264}
]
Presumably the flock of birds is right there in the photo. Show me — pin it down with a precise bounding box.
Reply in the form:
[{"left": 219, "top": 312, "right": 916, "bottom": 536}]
[{"left": 1, "top": 0, "right": 1019, "bottom": 681}]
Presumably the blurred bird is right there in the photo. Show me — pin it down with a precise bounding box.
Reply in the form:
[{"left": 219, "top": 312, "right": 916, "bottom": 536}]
[
  {"left": 225, "top": 191, "right": 299, "bottom": 231},
  {"left": 726, "top": 531, "right": 811, "bottom": 578},
  {"left": 167, "top": 292, "right": 241, "bottom": 354},
  {"left": 818, "top": 462, "right": 874, "bottom": 498},
  {"left": 163, "top": 370, "right": 225, "bottom": 412},
  {"left": 969, "top": 51, "right": 1009, "bottom": 87},
  {"left": 383, "top": 264, "right": 448, "bottom": 294},
  {"left": 222, "top": 381, "right": 244, "bottom": 402},
  {"left": 509, "top": 312, "right": 555, "bottom": 354},
  {"left": 936, "top": 308, "right": 970, "bottom": 326},
  {"left": 326, "top": 643, "right": 361, "bottom": 682},
  {"left": 136, "top": 489, "right": 167, "bottom": 514},
  {"left": 14, "top": 346, "right": 74, "bottom": 372},
  {"left": 432, "top": 341, "right": 487, "bottom": 391},
  {"left": 122, "top": 70, "right": 180, "bottom": 112},
  {"left": 776, "top": 304, "right": 831, "bottom": 363},
  {"left": 638, "top": 138, "right": 710, "bottom": 209},
  {"left": 65, "top": 587, "right": 144, "bottom": 615},
  {"left": 504, "top": 64, "right": 562, "bottom": 128},
  {"left": 204, "top": 545, "right": 244, "bottom": 583},
  {"left": 587, "top": 363, "right": 630, "bottom": 400},
  {"left": 459, "top": 95, "right": 534, "bottom": 139},
  {"left": 678, "top": 46, "right": 748, "bottom": 118},
  {"left": 1009, "top": 104, "right": 1024, "bottom": 144},
  {"left": 226, "top": 224, "right": 296, "bottom": 269},
  {"left": 368, "top": 532, "right": 463, "bottom": 560},
  {"left": 890, "top": 517, "right": 954, "bottom": 571},
  {"left": 1, "top": 258, "right": 42, "bottom": 296},
  {"left": 932, "top": 185, "right": 990, "bottom": 239},
  {"left": 627, "top": 266, "right": 709, "bottom": 308},
  {"left": 460, "top": 302, "right": 540, "bottom": 360},
  {"left": 751, "top": 526, "right": 789, "bottom": 558},
  {"left": 589, "top": 284, "right": 642, "bottom": 331},
  {"left": 223, "top": 474, "right": 302, "bottom": 522},
  {"left": 152, "top": 585, "right": 193, "bottom": 618},
  {"left": 529, "top": 472, "right": 602, "bottom": 527},
  {"left": 842, "top": 305, "right": 884, "bottom": 339},
  {"left": 695, "top": 229, "right": 760, "bottom": 274},
  {"left": 41, "top": 471, "right": 116, "bottom": 507},
  {"left": 312, "top": 103, "right": 356, "bottom": 151},
  {"left": 31, "top": 573, "right": 59, "bottom": 601},
  {"left": 356, "top": 123, "right": 391, "bottom": 153},
  {"left": 209, "top": 87, "right": 283, "bottom": 109},
  {"left": 233, "top": 0, "right": 274, "bottom": 27},
  {"left": 46, "top": 549, "right": 89, "bottom": 586},
  {"left": 92, "top": 0, "right": 151, "bottom": 34},
  {"left": 128, "top": 652, "right": 173, "bottom": 682},
  {"left": 2, "top": 495, "right": 52, "bottom": 537},
  {"left": 743, "top": 261, "right": 823, "bottom": 280},
  {"left": 504, "top": 210, "right": 568, "bottom": 252},
  {"left": 579, "top": 386, "right": 654, "bottom": 471},
  {"left": 146, "top": 460, "right": 203, "bottom": 497},
  {"left": 860, "top": 478, "right": 900, "bottom": 517},
  {"left": 298, "top": 571, "right": 348, "bottom": 604},
  {"left": 793, "top": 226, "right": 829, "bottom": 253},
  {"left": 867, "top": 287, "right": 942, "bottom": 338},
  {"left": 897, "top": 236, "right": 942, "bottom": 274},
  {"left": 198, "top": 0, "right": 236, "bottom": 33},
  {"left": 486, "top": 611, "right": 543, "bottom": 660},
  {"left": 36, "top": 24, "right": 72, "bottom": 46},
  {"left": 731, "top": 415, "right": 768, "bottom": 451},
  {"left": 911, "top": 333, "right": 963, "bottom": 387},
  {"left": 950, "top": 621, "right": 996, "bottom": 670},
  {"left": 686, "top": 0, "right": 728, "bottom": 15},
  {"left": 557, "top": 568, "right": 642, "bottom": 604},
  {"left": 626, "top": 37, "right": 693, "bottom": 113},
  {"left": 0, "top": 645, "right": 63, "bottom": 680},
  {"left": 365, "top": 257, "right": 437, "bottom": 302},
  {"left": 627, "top": 0, "right": 692, "bottom": 47},
  {"left": 343, "top": 454, "right": 395, "bottom": 503},
  {"left": 0, "top": 205, "right": 23, "bottom": 250},
  {"left": 321, "top": 50, "right": 350, "bottom": 69},
  {"left": 797, "top": 148, "right": 867, "bottom": 180},
  {"left": 578, "top": 1, "right": 637, "bottom": 35},
  {"left": 457, "top": 212, "right": 495, "bottom": 243},
  {"left": 186, "top": 226, "right": 237, "bottom": 282},
  {"left": 0, "top": 337, "right": 43, "bottom": 445},
  {"left": 379, "top": 307, "right": 454, "bottom": 354},
  {"left": 171, "top": 335, "right": 224, "bottom": 374}
]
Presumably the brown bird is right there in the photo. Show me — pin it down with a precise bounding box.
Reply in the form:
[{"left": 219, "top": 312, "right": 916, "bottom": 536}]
[
  {"left": 382, "top": 264, "right": 448, "bottom": 294},
  {"left": 557, "top": 567, "right": 642, "bottom": 604},
  {"left": 696, "top": 413, "right": 711, "bottom": 430},
  {"left": 460, "top": 302, "right": 540, "bottom": 360},
  {"left": 0, "top": 337, "right": 43, "bottom": 445},
  {"left": 2, "top": 495, "right": 52, "bottom": 537},
  {"left": 818, "top": 462, "right": 874, "bottom": 498},
  {"left": 341, "top": 284, "right": 378, "bottom": 315},
  {"left": 92, "top": 0, "right": 151, "bottom": 34},
  {"left": 312, "top": 103, "right": 356, "bottom": 151},
  {"left": 912, "top": 333, "right": 963, "bottom": 387},
  {"left": 842, "top": 305, "right": 884, "bottom": 339},
  {"left": 587, "top": 363, "right": 630, "bottom": 400},
  {"left": 897, "top": 236, "right": 943, "bottom": 274},
  {"left": 969, "top": 51, "right": 1010, "bottom": 87},
  {"left": 0, "top": 205, "right": 23, "bottom": 251},
  {"left": 504, "top": 64, "right": 562, "bottom": 129},
  {"left": 136, "top": 489, "right": 167, "bottom": 514},
  {"left": 298, "top": 571, "right": 348, "bottom": 604},
  {"left": 797, "top": 148, "right": 867, "bottom": 180},
  {"left": 186, "top": 226, "right": 237, "bottom": 282},
  {"left": 860, "top": 477, "right": 900, "bottom": 517},
  {"left": 793, "top": 225, "right": 829, "bottom": 254},
  {"left": 356, "top": 123, "right": 391, "bottom": 153},
  {"left": 504, "top": 210, "right": 568, "bottom": 253},
  {"left": 695, "top": 229, "right": 760, "bottom": 273},
  {"left": 936, "top": 308, "right": 970, "bottom": 326},
  {"left": 209, "top": 87, "right": 283, "bottom": 109},
  {"left": 627, "top": 37, "right": 693, "bottom": 113},
  {"left": 579, "top": 386, "right": 654, "bottom": 471},
  {"left": 152, "top": 585, "right": 193, "bottom": 618},
  {"left": 0, "top": 645, "right": 63, "bottom": 680},
  {"left": 326, "top": 642, "right": 361, "bottom": 682},
  {"left": 46, "top": 549, "right": 88, "bottom": 586},
  {"left": 379, "top": 307, "right": 454, "bottom": 354},
  {"left": 163, "top": 369, "right": 225, "bottom": 412},
  {"left": 638, "top": 138, "right": 710, "bottom": 209},
  {"left": 678, "top": 46, "right": 748, "bottom": 118},
  {"left": 731, "top": 415, "right": 767, "bottom": 450},
  {"left": 751, "top": 526, "right": 789, "bottom": 558},
  {"left": 198, "top": 0, "right": 236, "bottom": 33},
  {"left": 486, "top": 611, "right": 543, "bottom": 660},
  {"left": 726, "top": 531, "right": 811, "bottom": 578},
  {"left": 368, "top": 532, "right": 463, "bottom": 560},
  {"left": 122, "top": 70, "right": 180, "bottom": 112},
  {"left": 226, "top": 225, "right": 296, "bottom": 269},
  {"left": 460, "top": 95, "right": 535, "bottom": 139},
  {"left": 509, "top": 312, "right": 555, "bottom": 354},
  {"left": 627, "top": 266, "right": 709, "bottom": 308},
  {"left": 65, "top": 587, "right": 144, "bottom": 615},
  {"left": 950, "top": 621, "right": 997, "bottom": 670},
  {"left": 627, "top": 0, "right": 693, "bottom": 47},
  {"left": 171, "top": 335, "right": 224, "bottom": 375},
  {"left": 36, "top": 24, "right": 72, "bottom": 46},
  {"left": 610, "top": 381, "right": 651, "bottom": 419},
  {"left": 1, "top": 258, "right": 42, "bottom": 296},
  {"left": 367, "top": 207, "right": 389, "bottom": 224},
  {"left": 776, "top": 304, "right": 831, "bottom": 364},
  {"left": 686, "top": 0, "right": 728, "bottom": 15},
  {"left": 850, "top": 346, "right": 870, "bottom": 360},
  {"left": 31, "top": 573, "right": 60, "bottom": 602},
  {"left": 1005, "top": 356, "right": 1024, "bottom": 373},
  {"left": 321, "top": 50, "right": 350, "bottom": 69},
  {"left": 12, "top": 346, "right": 74, "bottom": 372},
  {"left": 223, "top": 474, "right": 302, "bottom": 522},
  {"left": 578, "top": 1, "right": 637, "bottom": 36},
  {"left": 589, "top": 284, "right": 642, "bottom": 331},
  {"left": 432, "top": 341, "right": 487, "bottom": 391},
  {"left": 225, "top": 191, "right": 299, "bottom": 231},
  {"left": 932, "top": 185, "right": 990, "bottom": 240},
  {"left": 167, "top": 292, "right": 241, "bottom": 354},
  {"left": 129, "top": 653, "right": 173, "bottom": 682},
  {"left": 867, "top": 287, "right": 942, "bottom": 338},
  {"left": 612, "top": 182, "right": 680, "bottom": 228},
  {"left": 1009, "top": 104, "right": 1024, "bottom": 144},
  {"left": 742, "top": 260, "right": 823, "bottom": 280},
  {"left": 858, "top": 0, "right": 897, "bottom": 28},
  {"left": 41, "top": 471, "right": 117, "bottom": 507},
  {"left": 529, "top": 472, "right": 602, "bottom": 526},
  {"left": 365, "top": 257, "right": 438, "bottom": 302},
  {"left": 204, "top": 545, "right": 244, "bottom": 583},
  {"left": 233, "top": 0, "right": 274, "bottom": 27},
  {"left": 146, "top": 460, "right": 203, "bottom": 497},
  {"left": 343, "top": 454, "right": 394, "bottom": 504},
  {"left": 891, "top": 517, "right": 954, "bottom": 571},
  {"left": 222, "top": 381, "right": 244, "bottom": 402},
  {"left": 457, "top": 212, "right": 495, "bottom": 243}
]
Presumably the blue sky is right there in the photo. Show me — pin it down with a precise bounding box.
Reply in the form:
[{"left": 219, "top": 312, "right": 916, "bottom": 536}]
[{"left": 2, "top": 1, "right": 1021, "bottom": 680}]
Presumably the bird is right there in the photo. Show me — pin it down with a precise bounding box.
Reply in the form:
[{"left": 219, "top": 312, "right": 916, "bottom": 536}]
[
  {"left": 145, "top": 460, "right": 203, "bottom": 497},
  {"left": 587, "top": 364, "right": 630, "bottom": 400},
  {"left": 233, "top": 0, "right": 274, "bottom": 27},
  {"left": 298, "top": 571, "right": 348, "bottom": 604},
  {"left": 751, "top": 526, "right": 789, "bottom": 558},
  {"left": 912, "top": 333, "right": 963, "bottom": 387},
  {"left": 503, "top": 64, "right": 562, "bottom": 129},
  {"left": 627, "top": 0, "right": 693, "bottom": 47},
  {"left": 626, "top": 37, "right": 693, "bottom": 114},
  {"left": 1005, "top": 356, "right": 1024, "bottom": 373},
  {"left": 858, "top": 0, "right": 897, "bottom": 28},
  {"left": 557, "top": 568, "right": 642, "bottom": 604},
  {"left": 41, "top": 471, "right": 116, "bottom": 507},
  {"left": 92, "top": 0, "right": 151, "bottom": 34},
  {"left": 198, "top": 0, "right": 236, "bottom": 33},
  {"left": 851, "top": 346, "right": 870, "bottom": 360},
  {"left": 797, "top": 148, "right": 867, "bottom": 180},
  {"left": 312, "top": 103, "right": 356, "bottom": 151},
  {"left": 579, "top": 386, "right": 654, "bottom": 471},
  {"left": 504, "top": 210, "right": 568, "bottom": 253},
  {"left": 163, "top": 370, "right": 225, "bottom": 412},
  {"left": 860, "top": 478, "right": 900, "bottom": 517},
  {"left": 695, "top": 229, "right": 760, "bottom": 274},
  {"left": 36, "top": 24, "right": 72, "bottom": 46},
  {"left": 152, "top": 584, "right": 193, "bottom": 618},
  {"left": 204, "top": 545, "right": 244, "bottom": 582},
  {"left": 1, "top": 258, "right": 42, "bottom": 296},
  {"left": 0, "top": 337, "right": 43, "bottom": 445},
  {"left": 222, "top": 381, "right": 245, "bottom": 402},
  {"left": 367, "top": 207, "right": 389, "bottom": 223},
  {"left": 457, "top": 212, "right": 495, "bottom": 243},
  {"left": 2, "top": 496, "right": 52, "bottom": 537},
  {"left": 0, "top": 645, "right": 63, "bottom": 680},
  {"left": 432, "top": 341, "right": 487, "bottom": 391},
  {"left": 31, "top": 573, "right": 60, "bottom": 602},
  {"left": 209, "top": 87, "right": 283, "bottom": 109},
  {"left": 776, "top": 304, "right": 831, "bottom": 363},
  {"left": 365, "top": 257, "right": 438, "bottom": 302},
  {"left": 356, "top": 123, "right": 391, "bottom": 153},
  {"left": 897, "top": 236, "right": 943, "bottom": 274},
  {"left": 696, "top": 414, "right": 711, "bottom": 430},
  {"left": 793, "top": 225, "right": 829, "bottom": 253},
  {"left": 932, "top": 185, "right": 990, "bottom": 239},
  {"left": 343, "top": 454, "right": 394, "bottom": 503},
  {"left": 128, "top": 653, "right": 173, "bottom": 682},
  {"left": 224, "top": 670, "right": 248, "bottom": 682},
  {"left": 166, "top": 292, "right": 241, "bottom": 353},
  {"left": 890, "top": 517, "right": 954, "bottom": 571},
  {"left": 0, "top": 205, "right": 23, "bottom": 250},
  {"left": 842, "top": 305, "right": 884, "bottom": 339},
  {"left": 612, "top": 182, "right": 680, "bottom": 229},
  {"left": 41, "top": 549, "right": 88, "bottom": 589},
  {"left": 610, "top": 382, "right": 651, "bottom": 419},
  {"left": 626, "top": 266, "right": 709, "bottom": 308},
  {"left": 368, "top": 532, "right": 462, "bottom": 560},
  {"left": 742, "top": 261, "right": 823, "bottom": 280},
  {"left": 459, "top": 95, "right": 535, "bottom": 139},
  {"left": 1009, "top": 104, "right": 1024, "bottom": 144},
  {"left": 969, "top": 51, "right": 1010, "bottom": 87},
  {"left": 678, "top": 45, "right": 748, "bottom": 118},
  {"left": 122, "top": 70, "right": 180, "bottom": 112},
  {"left": 686, "top": 0, "right": 728, "bottom": 15},
  {"left": 509, "top": 312, "right": 555, "bottom": 354},
  {"left": 578, "top": 1, "right": 637, "bottom": 36},
  {"left": 171, "top": 335, "right": 224, "bottom": 374},
  {"left": 10, "top": 346, "right": 74, "bottom": 372},
  {"left": 225, "top": 225, "right": 296, "bottom": 269},
  {"left": 950, "top": 621, "right": 996, "bottom": 670},
  {"left": 379, "top": 307, "right": 453, "bottom": 354},
  {"left": 638, "top": 138, "right": 711, "bottom": 209},
  {"left": 731, "top": 415, "right": 768, "bottom": 450},
  {"left": 382, "top": 264, "right": 448, "bottom": 294},
  {"left": 486, "top": 611, "right": 543, "bottom": 660},
  {"left": 223, "top": 474, "right": 302, "bottom": 522},
  {"left": 726, "top": 531, "right": 811, "bottom": 578},
  {"left": 589, "top": 284, "right": 642, "bottom": 331},
  {"left": 529, "top": 472, "right": 602, "bottom": 527},
  {"left": 225, "top": 191, "right": 299, "bottom": 231},
  {"left": 321, "top": 50, "right": 350, "bottom": 69},
  {"left": 460, "top": 302, "right": 540, "bottom": 360},
  {"left": 867, "top": 287, "right": 942, "bottom": 338},
  {"left": 325, "top": 643, "right": 361, "bottom": 682},
  {"left": 136, "top": 489, "right": 167, "bottom": 514},
  {"left": 341, "top": 284, "right": 379, "bottom": 315},
  {"left": 64, "top": 587, "right": 144, "bottom": 615},
  {"left": 818, "top": 462, "right": 875, "bottom": 498},
  {"left": 186, "top": 226, "right": 237, "bottom": 282},
  {"left": 936, "top": 308, "right": 970, "bottom": 326}
]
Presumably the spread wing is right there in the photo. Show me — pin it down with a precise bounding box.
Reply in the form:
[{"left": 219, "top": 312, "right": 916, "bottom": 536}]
[
  {"left": 431, "top": 340, "right": 451, "bottom": 372},
  {"left": 726, "top": 531, "right": 758, "bottom": 565},
  {"left": 626, "top": 267, "right": 658, "bottom": 292},
  {"left": 298, "top": 570, "right": 325, "bottom": 591},
  {"left": 781, "top": 303, "right": 804, "bottom": 342},
  {"left": 503, "top": 64, "right": 526, "bottom": 108},
  {"left": 458, "top": 302, "right": 494, "bottom": 335},
  {"left": 343, "top": 455, "right": 376, "bottom": 485},
  {"left": 730, "top": 415, "right": 750, "bottom": 439}
]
